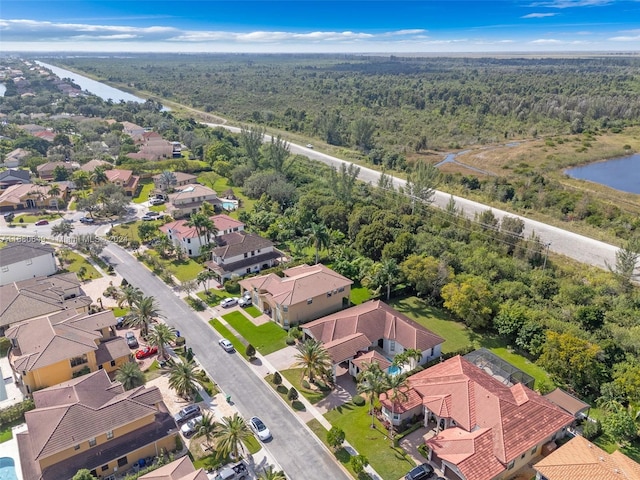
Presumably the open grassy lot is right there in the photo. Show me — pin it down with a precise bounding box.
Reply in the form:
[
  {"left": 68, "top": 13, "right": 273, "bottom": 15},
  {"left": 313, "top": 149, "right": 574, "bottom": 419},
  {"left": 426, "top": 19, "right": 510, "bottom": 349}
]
[
  {"left": 221, "top": 311, "right": 287, "bottom": 355},
  {"left": 143, "top": 250, "right": 203, "bottom": 282},
  {"left": 109, "top": 221, "right": 143, "bottom": 243},
  {"left": 279, "top": 368, "right": 331, "bottom": 405},
  {"left": 350, "top": 283, "right": 371, "bottom": 305},
  {"left": 389, "top": 296, "right": 552, "bottom": 387},
  {"left": 133, "top": 180, "right": 155, "bottom": 204},
  {"left": 59, "top": 250, "right": 101, "bottom": 280},
  {"left": 325, "top": 402, "right": 416, "bottom": 480}
]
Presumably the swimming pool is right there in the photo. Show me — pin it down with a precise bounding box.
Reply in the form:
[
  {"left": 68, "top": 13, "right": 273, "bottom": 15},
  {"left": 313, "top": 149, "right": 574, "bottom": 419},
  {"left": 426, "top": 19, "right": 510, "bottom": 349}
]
[
  {"left": 0, "top": 457, "right": 18, "bottom": 480},
  {"left": 221, "top": 200, "right": 238, "bottom": 211},
  {"left": 387, "top": 365, "right": 401, "bottom": 376}
]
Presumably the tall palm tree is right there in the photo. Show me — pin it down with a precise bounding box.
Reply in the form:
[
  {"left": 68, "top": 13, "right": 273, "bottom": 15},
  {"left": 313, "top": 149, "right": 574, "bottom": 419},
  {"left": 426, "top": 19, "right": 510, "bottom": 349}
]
[
  {"left": 194, "top": 412, "right": 219, "bottom": 450},
  {"left": 118, "top": 285, "right": 142, "bottom": 309},
  {"left": 155, "top": 234, "right": 174, "bottom": 258},
  {"left": 199, "top": 202, "right": 216, "bottom": 217},
  {"left": 214, "top": 414, "right": 252, "bottom": 460},
  {"left": 51, "top": 222, "right": 74, "bottom": 243},
  {"left": 356, "top": 361, "right": 388, "bottom": 428},
  {"left": 378, "top": 258, "right": 400, "bottom": 301},
  {"left": 197, "top": 269, "right": 217, "bottom": 294},
  {"left": 294, "top": 339, "right": 332, "bottom": 384},
  {"left": 147, "top": 323, "right": 176, "bottom": 360},
  {"left": 392, "top": 348, "right": 423, "bottom": 370},
  {"left": 306, "top": 222, "right": 330, "bottom": 265},
  {"left": 168, "top": 359, "right": 206, "bottom": 400},
  {"left": 259, "top": 466, "right": 286, "bottom": 480},
  {"left": 382, "top": 372, "right": 409, "bottom": 442},
  {"left": 91, "top": 167, "right": 108, "bottom": 185},
  {"left": 48, "top": 184, "right": 62, "bottom": 211},
  {"left": 125, "top": 295, "right": 162, "bottom": 338},
  {"left": 115, "top": 361, "right": 146, "bottom": 390},
  {"left": 187, "top": 212, "right": 216, "bottom": 246}
]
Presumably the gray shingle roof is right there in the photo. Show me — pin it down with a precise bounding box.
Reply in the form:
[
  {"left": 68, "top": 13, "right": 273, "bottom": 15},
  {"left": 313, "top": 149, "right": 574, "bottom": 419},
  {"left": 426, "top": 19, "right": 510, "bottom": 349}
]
[
  {"left": 0, "top": 242, "right": 55, "bottom": 267},
  {"left": 212, "top": 232, "right": 274, "bottom": 259}
]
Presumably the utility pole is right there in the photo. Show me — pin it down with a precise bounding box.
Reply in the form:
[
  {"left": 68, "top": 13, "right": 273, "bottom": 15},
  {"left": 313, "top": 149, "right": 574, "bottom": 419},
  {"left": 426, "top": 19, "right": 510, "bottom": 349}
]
[{"left": 543, "top": 242, "right": 551, "bottom": 270}]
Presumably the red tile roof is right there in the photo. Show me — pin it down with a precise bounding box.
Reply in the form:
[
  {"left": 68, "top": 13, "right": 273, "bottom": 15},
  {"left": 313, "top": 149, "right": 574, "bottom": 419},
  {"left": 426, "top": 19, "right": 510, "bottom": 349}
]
[
  {"left": 211, "top": 214, "right": 244, "bottom": 233},
  {"left": 352, "top": 350, "right": 392, "bottom": 371}
]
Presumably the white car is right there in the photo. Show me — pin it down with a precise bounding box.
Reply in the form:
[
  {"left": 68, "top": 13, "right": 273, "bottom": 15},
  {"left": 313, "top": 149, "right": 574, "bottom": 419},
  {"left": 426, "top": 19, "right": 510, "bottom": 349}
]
[
  {"left": 219, "top": 338, "right": 235, "bottom": 352},
  {"left": 238, "top": 296, "right": 252, "bottom": 308},
  {"left": 220, "top": 297, "right": 239, "bottom": 308},
  {"left": 306, "top": 144, "right": 314, "bottom": 149},
  {"left": 181, "top": 415, "right": 204, "bottom": 437},
  {"left": 250, "top": 416, "right": 271, "bottom": 441}
]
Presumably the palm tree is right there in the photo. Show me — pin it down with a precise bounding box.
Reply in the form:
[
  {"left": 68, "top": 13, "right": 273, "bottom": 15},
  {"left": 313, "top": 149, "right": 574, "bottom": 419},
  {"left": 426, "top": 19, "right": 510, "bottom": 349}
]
[
  {"left": 194, "top": 412, "right": 219, "bottom": 450},
  {"left": 125, "top": 295, "right": 162, "bottom": 338},
  {"left": 306, "top": 222, "right": 330, "bottom": 265},
  {"left": 157, "top": 170, "right": 177, "bottom": 194},
  {"left": 91, "top": 167, "right": 108, "bottom": 185},
  {"left": 147, "top": 323, "right": 176, "bottom": 360},
  {"left": 214, "top": 414, "right": 252, "bottom": 460},
  {"left": 118, "top": 285, "right": 142, "bottom": 309},
  {"left": 168, "top": 359, "right": 206, "bottom": 400},
  {"left": 379, "top": 258, "right": 400, "bottom": 301},
  {"left": 115, "top": 361, "right": 146, "bottom": 390},
  {"left": 51, "top": 222, "right": 74, "bottom": 243},
  {"left": 356, "top": 361, "right": 388, "bottom": 428},
  {"left": 294, "top": 339, "right": 332, "bottom": 384},
  {"left": 392, "top": 348, "right": 423, "bottom": 370},
  {"left": 48, "top": 184, "right": 62, "bottom": 211},
  {"left": 259, "top": 466, "right": 287, "bottom": 480},
  {"left": 197, "top": 269, "right": 217, "bottom": 294},
  {"left": 199, "top": 202, "right": 216, "bottom": 217},
  {"left": 382, "top": 373, "right": 409, "bottom": 442},
  {"left": 156, "top": 234, "right": 174, "bottom": 258},
  {"left": 187, "top": 212, "right": 216, "bottom": 246}
]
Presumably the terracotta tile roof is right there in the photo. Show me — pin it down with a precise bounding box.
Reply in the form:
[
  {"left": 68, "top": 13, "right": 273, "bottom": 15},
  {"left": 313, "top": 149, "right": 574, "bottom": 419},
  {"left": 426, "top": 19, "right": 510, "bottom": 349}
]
[
  {"left": 95, "top": 337, "right": 131, "bottom": 365},
  {"left": 139, "top": 456, "right": 208, "bottom": 480},
  {"left": 25, "top": 370, "right": 164, "bottom": 460},
  {"left": 304, "top": 300, "right": 444, "bottom": 352},
  {"left": 239, "top": 264, "right": 352, "bottom": 307},
  {"left": 80, "top": 159, "right": 110, "bottom": 172},
  {"left": 0, "top": 241, "right": 54, "bottom": 267},
  {"left": 0, "top": 183, "right": 64, "bottom": 206},
  {"left": 351, "top": 350, "right": 391, "bottom": 371},
  {"left": 159, "top": 220, "right": 200, "bottom": 240},
  {"left": 324, "top": 333, "right": 372, "bottom": 363},
  {"left": 381, "top": 387, "right": 423, "bottom": 414},
  {"left": 105, "top": 168, "right": 133, "bottom": 183},
  {"left": 534, "top": 435, "right": 640, "bottom": 480},
  {"left": 402, "top": 356, "right": 575, "bottom": 474},
  {"left": 211, "top": 214, "right": 244, "bottom": 233},
  {"left": 168, "top": 184, "right": 217, "bottom": 203},
  {"left": 36, "top": 161, "right": 73, "bottom": 174}
]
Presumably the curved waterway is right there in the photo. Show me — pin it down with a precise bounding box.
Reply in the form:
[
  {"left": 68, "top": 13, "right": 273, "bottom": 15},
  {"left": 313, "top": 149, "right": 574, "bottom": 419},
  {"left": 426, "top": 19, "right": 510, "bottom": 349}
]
[{"left": 565, "top": 154, "right": 640, "bottom": 194}]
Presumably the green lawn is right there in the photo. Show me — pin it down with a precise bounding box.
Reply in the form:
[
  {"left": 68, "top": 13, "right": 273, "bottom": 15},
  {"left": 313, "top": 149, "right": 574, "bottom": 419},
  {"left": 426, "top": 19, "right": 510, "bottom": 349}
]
[
  {"left": 110, "top": 221, "right": 143, "bottom": 243},
  {"left": 221, "top": 311, "right": 288, "bottom": 355},
  {"left": 197, "top": 172, "right": 255, "bottom": 217},
  {"left": 593, "top": 435, "right": 640, "bottom": 464},
  {"left": 350, "top": 284, "right": 372, "bottom": 305},
  {"left": 307, "top": 418, "right": 360, "bottom": 478},
  {"left": 243, "top": 435, "right": 261, "bottom": 455},
  {"left": 149, "top": 204, "right": 166, "bottom": 212},
  {"left": 244, "top": 305, "right": 262, "bottom": 318},
  {"left": 110, "top": 307, "right": 130, "bottom": 317},
  {"left": 325, "top": 402, "right": 415, "bottom": 480},
  {"left": 133, "top": 180, "right": 155, "bottom": 204},
  {"left": 59, "top": 250, "right": 101, "bottom": 280},
  {"left": 197, "top": 289, "right": 235, "bottom": 306},
  {"left": 209, "top": 319, "right": 248, "bottom": 358},
  {"left": 280, "top": 368, "right": 332, "bottom": 405},
  {"left": 144, "top": 250, "right": 203, "bottom": 282},
  {"left": 0, "top": 419, "right": 25, "bottom": 444},
  {"left": 15, "top": 212, "right": 63, "bottom": 223},
  {"left": 265, "top": 373, "right": 307, "bottom": 412}
]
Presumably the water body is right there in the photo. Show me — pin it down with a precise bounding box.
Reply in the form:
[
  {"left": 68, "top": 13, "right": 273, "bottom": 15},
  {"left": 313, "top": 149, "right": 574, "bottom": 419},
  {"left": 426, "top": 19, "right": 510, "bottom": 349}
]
[
  {"left": 565, "top": 154, "right": 640, "bottom": 194},
  {"left": 35, "top": 61, "right": 146, "bottom": 104}
]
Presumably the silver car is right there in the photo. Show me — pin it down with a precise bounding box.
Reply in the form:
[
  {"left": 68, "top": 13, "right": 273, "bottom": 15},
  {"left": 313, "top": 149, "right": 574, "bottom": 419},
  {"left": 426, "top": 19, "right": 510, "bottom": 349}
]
[{"left": 181, "top": 415, "right": 203, "bottom": 437}]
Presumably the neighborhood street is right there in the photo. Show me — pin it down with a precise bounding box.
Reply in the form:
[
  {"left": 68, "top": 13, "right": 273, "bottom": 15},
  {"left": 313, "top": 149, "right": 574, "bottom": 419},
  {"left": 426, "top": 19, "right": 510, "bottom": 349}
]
[{"left": 100, "top": 242, "right": 351, "bottom": 480}]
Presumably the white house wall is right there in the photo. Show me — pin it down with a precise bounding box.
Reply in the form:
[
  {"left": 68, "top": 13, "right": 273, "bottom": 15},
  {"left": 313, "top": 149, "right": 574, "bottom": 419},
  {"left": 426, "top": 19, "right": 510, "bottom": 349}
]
[{"left": 0, "top": 252, "right": 57, "bottom": 286}]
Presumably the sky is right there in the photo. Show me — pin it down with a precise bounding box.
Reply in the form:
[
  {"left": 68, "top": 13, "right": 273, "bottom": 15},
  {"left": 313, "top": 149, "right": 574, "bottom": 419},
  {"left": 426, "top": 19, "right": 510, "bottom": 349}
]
[{"left": 1, "top": 0, "right": 639, "bottom": 54}]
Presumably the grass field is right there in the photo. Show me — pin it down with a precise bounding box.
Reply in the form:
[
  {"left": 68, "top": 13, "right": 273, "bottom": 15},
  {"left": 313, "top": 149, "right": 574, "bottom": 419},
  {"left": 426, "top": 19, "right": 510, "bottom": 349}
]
[
  {"left": 197, "top": 172, "right": 255, "bottom": 216},
  {"left": 144, "top": 250, "right": 203, "bottom": 282},
  {"left": 197, "top": 289, "right": 235, "bottom": 306},
  {"left": 307, "top": 418, "right": 361, "bottom": 478},
  {"left": 280, "top": 368, "right": 332, "bottom": 405},
  {"left": 60, "top": 250, "right": 101, "bottom": 280},
  {"left": 221, "top": 311, "right": 287, "bottom": 355},
  {"left": 209, "top": 319, "right": 247, "bottom": 358},
  {"left": 133, "top": 180, "right": 155, "bottom": 204},
  {"left": 244, "top": 305, "right": 261, "bottom": 318},
  {"left": 350, "top": 284, "right": 372, "bottom": 305},
  {"left": 15, "top": 212, "right": 63, "bottom": 223}
]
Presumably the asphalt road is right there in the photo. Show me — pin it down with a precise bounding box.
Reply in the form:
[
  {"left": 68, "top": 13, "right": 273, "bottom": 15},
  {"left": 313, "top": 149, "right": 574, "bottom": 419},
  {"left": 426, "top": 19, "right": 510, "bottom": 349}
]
[
  {"left": 208, "top": 123, "right": 634, "bottom": 275},
  {"left": 101, "top": 242, "right": 350, "bottom": 480}
]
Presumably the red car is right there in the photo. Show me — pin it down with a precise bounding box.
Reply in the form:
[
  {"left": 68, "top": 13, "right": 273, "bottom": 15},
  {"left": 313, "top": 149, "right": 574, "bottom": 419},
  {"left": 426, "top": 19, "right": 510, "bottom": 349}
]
[
  {"left": 135, "top": 346, "right": 158, "bottom": 359},
  {"left": 35, "top": 220, "right": 49, "bottom": 226}
]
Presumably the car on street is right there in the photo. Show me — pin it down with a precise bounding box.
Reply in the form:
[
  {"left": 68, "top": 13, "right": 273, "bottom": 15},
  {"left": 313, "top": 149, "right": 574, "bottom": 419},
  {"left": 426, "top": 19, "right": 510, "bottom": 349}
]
[
  {"left": 3, "top": 213, "right": 15, "bottom": 222},
  {"left": 135, "top": 345, "right": 158, "bottom": 359},
  {"left": 249, "top": 416, "right": 271, "bottom": 441},
  {"left": 404, "top": 463, "right": 435, "bottom": 480},
  {"left": 125, "top": 331, "right": 138, "bottom": 348},
  {"left": 237, "top": 296, "right": 251, "bottom": 307},
  {"left": 218, "top": 338, "right": 235, "bottom": 352},
  {"left": 35, "top": 220, "right": 49, "bottom": 226},
  {"left": 181, "top": 415, "right": 204, "bottom": 437},
  {"left": 220, "top": 297, "right": 239, "bottom": 308},
  {"left": 173, "top": 404, "right": 201, "bottom": 424},
  {"left": 141, "top": 213, "right": 160, "bottom": 221},
  {"left": 306, "top": 144, "right": 314, "bottom": 149},
  {"left": 79, "top": 216, "right": 95, "bottom": 224}
]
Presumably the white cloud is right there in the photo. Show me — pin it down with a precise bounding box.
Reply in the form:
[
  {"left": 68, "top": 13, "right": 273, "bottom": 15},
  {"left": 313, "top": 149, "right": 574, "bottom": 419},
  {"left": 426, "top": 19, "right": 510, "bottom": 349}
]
[
  {"left": 609, "top": 35, "right": 640, "bottom": 41},
  {"left": 530, "top": 38, "right": 564, "bottom": 43},
  {"left": 529, "top": 0, "right": 614, "bottom": 8},
  {"left": 521, "top": 13, "right": 559, "bottom": 18}
]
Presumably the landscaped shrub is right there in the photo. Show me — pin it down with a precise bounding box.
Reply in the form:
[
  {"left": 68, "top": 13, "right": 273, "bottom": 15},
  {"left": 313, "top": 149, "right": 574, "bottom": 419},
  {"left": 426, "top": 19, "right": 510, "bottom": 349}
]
[
  {"left": 301, "top": 379, "right": 311, "bottom": 389},
  {"left": 174, "top": 336, "right": 186, "bottom": 347},
  {"left": 224, "top": 278, "right": 241, "bottom": 294},
  {"left": 582, "top": 419, "right": 602, "bottom": 440},
  {"left": 245, "top": 344, "right": 256, "bottom": 359},
  {"left": 352, "top": 394, "right": 366, "bottom": 407},
  {"left": 327, "top": 426, "right": 345, "bottom": 449},
  {"left": 350, "top": 454, "right": 369, "bottom": 475},
  {"left": 285, "top": 337, "right": 296, "bottom": 345},
  {"left": 0, "top": 337, "right": 11, "bottom": 357},
  {"left": 287, "top": 387, "right": 299, "bottom": 403},
  {"left": 272, "top": 371, "right": 282, "bottom": 386},
  {"left": 0, "top": 399, "right": 34, "bottom": 428}
]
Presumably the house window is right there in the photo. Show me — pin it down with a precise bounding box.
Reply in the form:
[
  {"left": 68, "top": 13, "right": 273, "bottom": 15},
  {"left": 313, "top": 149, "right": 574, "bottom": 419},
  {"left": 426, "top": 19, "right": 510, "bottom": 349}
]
[
  {"left": 106, "top": 430, "right": 114, "bottom": 439},
  {"left": 188, "top": 250, "right": 192, "bottom": 255},
  {"left": 246, "top": 268, "right": 251, "bottom": 274},
  {"left": 244, "top": 253, "right": 248, "bottom": 258},
  {"left": 390, "top": 340, "right": 396, "bottom": 352},
  {"left": 283, "top": 306, "right": 288, "bottom": 312},
  {"left": 117, "top": 457, "right": 128, "bottom": 468},
  {"left": 393, "top": 413, "right": 400, "bottom": 420},
  {"left": 507, "top": 461, "right": 515, "bottom": 470},
  {"left": 327, "top": 291, "right": 332, "bottom": 297},
  {"left": 101, "top": 464, "right": 109, "bottom": 472},
  {"left": 521, "top": 452, "right": 526, "bottom": 459},
  {"left": 307, "top": 298, "right": 313, "bottom": 305},
  {"left": 531, "top": 446, "right": 537, "bottom": 455},
  {"left": 338, "top": 287, "right": 345, "bottom": 292},
  {"left": 98, "top": 365, "right": 103, "bottom": 370},
  {"left": 187, "top": 238, "right": 191, "bottom": 243},
  {"left": 70, "top": 354, "right": 88, "bottom": 367},
  {"left": 89, "top": 437, "right": 97, "bottom": 447},
  {"left": 257, "top": 249, "right": 261, "bottom": 253},
  {"left": 74, "top": 444, "right": 80, "bottom": 450},
  {"left": 251, "top": 251, "right": 255, "bottom": 256},
  {"left": 110, "top": 360, "right": 116, "bottom": 367}
]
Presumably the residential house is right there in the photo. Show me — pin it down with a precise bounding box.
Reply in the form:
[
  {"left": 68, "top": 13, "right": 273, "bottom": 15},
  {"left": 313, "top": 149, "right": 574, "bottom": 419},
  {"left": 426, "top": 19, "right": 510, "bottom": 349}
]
[
  {"left": 204, "top": 231, "right": 281, "bottom": 282},
  {"left": 3, "top": 148, "right": 31, "bottom": 168},
  {"left": 534, "top": 434, "right": 640, "bottom": 480},
  {"left": 16, "top": 369, "right": 179, "bottom": 480},
  {"left": 0, "top": 183, "right": 69, "bottom": 212},
  {"left": 0, "top": 169, "right": 31, "bottom": 189},
  {"left": 240, "top": 263, "right": 353, "bottom": 328},
  {"left": 36, "top": 161, "right": 75, "bottom": 180},
  {"left": 381, "top": 355, "right": 575, "bottom": 480},
  {"left": 0, "top": 272, "right": 92, "bottom": 332},
  {"left": 18, "top": 124, "right": 46, "bottom": 135},
  {"left": 104, "top": 169, "right": 140, "bottom": 196},
  {"left": 303, "top": 300, "right": 444, "bottom": 377},
  {"left": 159, "top": 214, "right": 244, "bottom": 257},
  {"left": 120, "top": 120, "right": 146, "bottom": 137},
  {"left": 165, "top": 184, "right": 221, "bottom": 219},
  {"left": 544, "top": 388, "right": 591, "bottom": 423},
  {"left": 138, "top": 457, "right": 208, "bottom": 480},
  {"left": 127, "top": 131, "right": 174, "bottom": 161},
  {"left": 6, "top": 310, "right": 131, "bottom": 395},
  {"left": 0, "top": 241, "right": 57, "bottom": 286},
  {"left": 152, "top": 171, "right": 198, "bottom": 190},
  {"left": 33, "top": 130, "right": 56, "bottom": 142},
  {"left": 80, "top": 159, "right": 111, "bottom": 172}
]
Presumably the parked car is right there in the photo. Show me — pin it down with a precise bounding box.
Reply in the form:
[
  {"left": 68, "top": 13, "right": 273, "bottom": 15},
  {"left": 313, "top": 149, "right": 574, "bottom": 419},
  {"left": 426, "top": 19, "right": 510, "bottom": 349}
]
[
  {"left": 35, "top": 219, "right": 49, "bottom": 226},
  {"left": 306, "top": 143, "right": 314, "bottom": 149},
  {"left": 116, "top": 317, "right": 125, "bottom": 329},
  {"left": 125, "top": 331, "right": 138, "bottom": 348},
  {"left": 173, "top": 404, "right": 201, "bottom": 425},
  {"left": 238, "top": 296, "right": 251, "bottom": 308},
  {"left": 220, "top": 297, "right": 239, "bottom": 308},
  {"left": 135, "top": 345, "right": 158, "bottom": 359},
  {"left": 149, "top": 198, "right": 165, "bottom": 206},
  {"left": 405, "top": 463, "right": 435, "bottom": 480},
  {"left": 218, "top": 338, "right": 235, "bottom": 353},
  {"left": 3, "top": 212, "right": 15, "bottom": 221},
  {"left": 214, "top": 461, "right": 247, "bottom": 480},
  {"left": 249, "top": 416, "right": 271, "bottom": 441},
  {"left": 79, "top": 216, "right": 95, "bottom": 224},
  {"left": 181, "top": 415, "right": 204, "bottom": 437}
]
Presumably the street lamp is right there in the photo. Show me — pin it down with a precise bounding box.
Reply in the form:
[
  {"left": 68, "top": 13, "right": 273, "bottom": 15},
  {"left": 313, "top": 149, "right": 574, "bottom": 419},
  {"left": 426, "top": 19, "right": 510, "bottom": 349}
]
[{"left": 543, "top": 242, "right": 551, "bottom": 270}]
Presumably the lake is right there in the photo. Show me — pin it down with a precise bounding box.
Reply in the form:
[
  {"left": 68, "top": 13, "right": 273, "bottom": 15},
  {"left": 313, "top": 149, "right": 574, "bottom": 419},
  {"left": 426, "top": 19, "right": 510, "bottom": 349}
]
[
  {"left": 35, "top": 61, "right": 146, "bottom": 104},
  {"left": 565, "top": 154, "right": 640, "bottom": 194}
]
